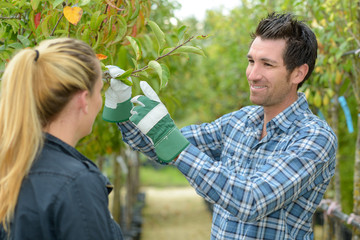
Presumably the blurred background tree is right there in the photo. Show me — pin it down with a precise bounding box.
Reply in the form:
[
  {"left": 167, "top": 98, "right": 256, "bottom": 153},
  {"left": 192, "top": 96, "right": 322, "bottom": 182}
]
[{"left": 1, "top": 0, "right": 360, "bottom": 238}]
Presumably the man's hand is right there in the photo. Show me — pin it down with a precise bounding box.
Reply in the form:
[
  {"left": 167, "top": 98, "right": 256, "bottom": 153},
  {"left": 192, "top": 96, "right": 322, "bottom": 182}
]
[
  {"left": 130, "top": 81, "right": 189, "bottom": 163},
  {"left": 102, "top": 65, "right": 133, "bottom": 122}
]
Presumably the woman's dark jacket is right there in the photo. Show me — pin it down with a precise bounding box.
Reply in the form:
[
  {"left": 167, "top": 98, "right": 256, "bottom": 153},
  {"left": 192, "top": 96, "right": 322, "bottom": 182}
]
[{"left": 0, "top": 133, "right": 123, "bottom": 239}]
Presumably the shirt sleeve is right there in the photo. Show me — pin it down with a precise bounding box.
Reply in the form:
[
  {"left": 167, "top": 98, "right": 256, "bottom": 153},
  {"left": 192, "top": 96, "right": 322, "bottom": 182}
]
[
  {"left": 117, "top": 121, "right": 158, "bottom": 161},
  {"left": 174, "top": 123, "right": 337, "bottom": 222},
  {"left": 180, "top": 112, "right": 234, "bottom": 161},
  {"left": 54, "top": 170, "right": 123, "bottom": 240}
]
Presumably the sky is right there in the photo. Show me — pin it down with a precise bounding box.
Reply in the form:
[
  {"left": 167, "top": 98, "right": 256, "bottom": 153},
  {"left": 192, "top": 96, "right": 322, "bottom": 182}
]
[{"left": 174, "top": 0, "right": 241, "bottom": 21}]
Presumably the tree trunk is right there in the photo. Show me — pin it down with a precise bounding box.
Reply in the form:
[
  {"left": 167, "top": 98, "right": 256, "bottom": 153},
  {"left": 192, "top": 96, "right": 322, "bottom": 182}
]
[
  {"left": 353, "top": 111, "right": 360, "bottom": 239},
  {"left": 331, "top": 90, "right": 342, "bottom": 240},
  {"left": 112, "top": 154, "right": 123, "bottom": 223}
]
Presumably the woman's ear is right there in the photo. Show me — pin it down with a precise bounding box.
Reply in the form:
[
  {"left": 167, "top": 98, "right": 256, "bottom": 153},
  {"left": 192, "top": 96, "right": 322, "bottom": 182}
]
[
  {"left": 77, "top": 90, "right": 90, "bottom": 114},
  {"left": 292, "top": 63, "right": 309, "bottom": 85}
]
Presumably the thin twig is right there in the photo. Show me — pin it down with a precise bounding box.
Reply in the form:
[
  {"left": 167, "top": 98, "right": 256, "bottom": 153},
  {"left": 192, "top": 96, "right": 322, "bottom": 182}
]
[
  {"left": 132, "top": 36, "right": 195, "bottom": 74},
  {"left": 0, "top": 17, "right": 21, "bottom": 20},
  {"left": 0, "top": 16, "right": 21, "bottom": 20},
  {"left": 98, "top": 3, "right": 109, "bottom": 34},
  {"left": 105, "top": 0, "right": 124, "bottom": 11},
  {"left": 51, "top": 13, "right": 64, "bottom": 36}
]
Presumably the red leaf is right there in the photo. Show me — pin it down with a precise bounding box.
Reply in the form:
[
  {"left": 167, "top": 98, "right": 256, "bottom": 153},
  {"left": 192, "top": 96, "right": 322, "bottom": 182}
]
[
  {"left": 34, "top": 13, "right": 41, "bottom": 29},
  {"left": 131, "top": 25, "right": 137, "bottom": 37}
]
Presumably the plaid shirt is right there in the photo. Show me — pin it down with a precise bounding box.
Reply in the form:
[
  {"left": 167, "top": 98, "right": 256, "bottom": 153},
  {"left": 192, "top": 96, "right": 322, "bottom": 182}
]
[{"left": 118, "top": 93, "right": 337, "bottom": 240}]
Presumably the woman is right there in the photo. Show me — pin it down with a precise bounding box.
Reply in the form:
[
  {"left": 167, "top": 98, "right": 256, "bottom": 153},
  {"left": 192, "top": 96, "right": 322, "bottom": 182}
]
[{"left": 0, "top": 38, "right": 123, "bottom": 239}]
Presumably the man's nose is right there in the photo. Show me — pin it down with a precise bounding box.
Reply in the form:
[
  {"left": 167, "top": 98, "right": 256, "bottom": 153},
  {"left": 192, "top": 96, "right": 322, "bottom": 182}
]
[{"left": 247, "top": 64, "right": 262, "bottom": 81}]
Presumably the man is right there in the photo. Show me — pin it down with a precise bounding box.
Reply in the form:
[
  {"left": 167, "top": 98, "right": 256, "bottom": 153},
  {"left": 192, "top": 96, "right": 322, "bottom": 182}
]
[{"left": 103, "top": 12, "right": 337, "bottom": 239}]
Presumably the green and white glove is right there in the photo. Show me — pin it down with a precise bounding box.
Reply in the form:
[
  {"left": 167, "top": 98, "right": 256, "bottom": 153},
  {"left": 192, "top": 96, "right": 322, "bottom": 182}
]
[
  {"left": 130, "top": 81, "right": 189, "bottom": 163},
  {"left": 102, "top": 65, "right": 133, "bottom": 122}
]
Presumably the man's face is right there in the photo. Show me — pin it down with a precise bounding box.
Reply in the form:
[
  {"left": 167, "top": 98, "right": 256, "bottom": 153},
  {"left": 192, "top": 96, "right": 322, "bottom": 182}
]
[{"left": 246, "top": 37, "right": 299, "bottom": 114}]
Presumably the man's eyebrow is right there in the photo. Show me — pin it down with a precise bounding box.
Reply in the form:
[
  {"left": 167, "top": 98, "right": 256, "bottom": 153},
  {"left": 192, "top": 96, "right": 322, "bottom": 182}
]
[
  {"left": 247, "top": 54, "right": 279, "bottom": 64},
  {"left": 261, "top": 57, "right": 278, "bottom": 64}
]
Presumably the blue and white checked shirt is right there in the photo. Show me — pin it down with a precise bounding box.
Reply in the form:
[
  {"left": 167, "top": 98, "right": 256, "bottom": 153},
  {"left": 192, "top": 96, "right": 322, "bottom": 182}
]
[{"left": 118, "top": 93, "right": 337, "bottom": 240}]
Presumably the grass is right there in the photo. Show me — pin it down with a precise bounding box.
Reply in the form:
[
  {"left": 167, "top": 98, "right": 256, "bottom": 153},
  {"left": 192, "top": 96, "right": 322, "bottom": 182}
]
[
  {"left": 141, "top": 187, "right": 212, "bottom": 240},
  {"left": 139, "top": 165, "right": 189, "bottom": 188}
]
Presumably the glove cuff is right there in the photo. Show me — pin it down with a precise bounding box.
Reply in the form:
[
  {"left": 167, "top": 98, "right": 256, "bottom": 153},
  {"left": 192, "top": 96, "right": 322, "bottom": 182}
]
[
  {"left": 154, "top": 127, "right": 190, "bottom": 164},
  {"left": 102, "top": 98, "right": 133, "bottom": 122}
]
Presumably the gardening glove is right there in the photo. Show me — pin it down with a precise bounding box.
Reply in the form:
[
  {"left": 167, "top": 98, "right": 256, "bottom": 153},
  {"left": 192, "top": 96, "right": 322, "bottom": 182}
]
[
  {"left": 102, "top": 65, "right": 133, "bottom": 122},
  {"left": 130, "top": 81, "right": 189, "bottom": 164}
]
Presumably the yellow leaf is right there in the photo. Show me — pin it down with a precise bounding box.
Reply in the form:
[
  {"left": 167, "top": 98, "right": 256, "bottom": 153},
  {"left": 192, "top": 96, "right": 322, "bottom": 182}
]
[
  {"left": 304, "top": 88, "right": 311, "bottom": 100},
  {"left": 323, "top": 94, "right": 330, "bottom": 106},
  {"left": 314, "top": 66, "right": 323, "bottom": 74},
  {"left": 335, "top": 70, "right": 342, "bottom": 85},
  {"left": 63, "top": 6, "right": 83, "bottom": 25},
  {"left": 320, "top": 19, "right": 326, "bottom": 27},
  {"left": 314, "top": 91, "right": 322, "bottom": 108}
]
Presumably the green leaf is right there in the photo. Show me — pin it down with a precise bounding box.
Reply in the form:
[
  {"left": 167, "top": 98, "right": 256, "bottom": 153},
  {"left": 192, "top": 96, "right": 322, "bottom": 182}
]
[
  {"left": 81, "top": 28, "right": 90, "bottom": 43},
  {"left": 125, "top": 0, "right": 133, "bottom": 21},
  {"left": 31, "top": 0, "right": 41, "bottom": 10},
  {"left": 100, "top": 62, "right": 107, "bottom": 72},
  {"left": 52, "top": 0, "right": 64, "bottom": 9},
  {"left": 129, "top": 0, "right": 140, "bottom": 20},
  {"left": 136, "top": 70, "right": 149, "bottom": 78},
  {"left": 148, "top": 60, "right": 163, "bottom": 85},
  {"left": 160, "top": 64, "right": 169, "bottom": 89},
  {"left": 92, "top": 31, "right": 103, "bottom": 50},
  {"left": 0, "top": 1, "right": 15, "bottom": 8},
  {"left": 131, "top": 57, "right": 138, "bottom": 69},
  {"left": 104, "top": 16, "right": 117, "bottom": 44},
  {"left": 79, "top": 0, "right": 91, "bottom": 6},
  {"left": 17, "top": 35, "right": 31, "bottom": 47},
  {"left": 114, "top": 15, "right": 127, "bottom": 42},
  {"left": 177, "top": 25, "right": 187, "bottom": 41},
  {"left": 118, "top": 78, "right": 133, "bottom": 86},
  {"left": 28, "top": 10, "right": 36, "bottom": 32},
  {"left": 96, "top": 14, "right": 108, "bottom": 31},
  {"left": 115, "top": 68, "right": 133, "bottom": 80},
  {"left": 161, "top": 46, "right": 205, "bottom": 57},
  {"left": 196, "top": 34, "right": 211, "bottom": 40},
  {"left": 147, "top": 20, "right": 166, "bottom": 53},
  {"left": 41, "top": 15, "right": 51, "bottom": 38},
  {"left": 5, "top": 20, "right": 20, "bottom": 34},
  {"left": 90, "top": 11, "right": 101, "bottom": 31},
  {"left": 126, "top": 36, "right": 142, "bottom": 61},
  {"left": 8, "top": 42, "right": 23, "bottom": 49}
]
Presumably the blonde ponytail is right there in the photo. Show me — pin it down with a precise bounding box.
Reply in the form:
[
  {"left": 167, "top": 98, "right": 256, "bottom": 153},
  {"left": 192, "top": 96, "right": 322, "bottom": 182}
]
[
  {"left": 0, "top": 49, "right": 43, "bottom": 230},
  {"left": 0, "top": 38, "right": 99, "bottom": 231}
]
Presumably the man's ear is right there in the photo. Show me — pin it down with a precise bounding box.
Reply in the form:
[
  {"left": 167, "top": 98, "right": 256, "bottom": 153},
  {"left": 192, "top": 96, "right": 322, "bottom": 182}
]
[
  {"left": 292, "top": 63, "right": 309, "bottom": 85},
  {"left": 78, "top": 90, "right": 89, "bottom": 114}
]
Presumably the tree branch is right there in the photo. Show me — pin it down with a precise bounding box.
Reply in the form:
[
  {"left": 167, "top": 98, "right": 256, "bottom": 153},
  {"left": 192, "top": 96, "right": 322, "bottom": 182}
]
[
  {"left": 131, "top": 36, "right": 195, "bottom": 75},
  {"left": 0, "top": 16, "right": 21, "bottom": 20},
  {"left": 51, "top": 13, "right": 64, "bottom": 36}
]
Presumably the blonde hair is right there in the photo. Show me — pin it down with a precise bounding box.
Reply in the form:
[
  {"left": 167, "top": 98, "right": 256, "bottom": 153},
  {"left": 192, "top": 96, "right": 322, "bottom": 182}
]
[{"left": 0, "top": 38, "right": 99, "bottom": 231}]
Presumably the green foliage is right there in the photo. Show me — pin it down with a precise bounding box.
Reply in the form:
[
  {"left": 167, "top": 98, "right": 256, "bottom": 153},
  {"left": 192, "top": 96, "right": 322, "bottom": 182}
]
[
  {"left": 140, "top": 165, "right": 188, "bottom": 187},
  {"left": 0, "top": 0, "right": 205, "bottom": 159}
]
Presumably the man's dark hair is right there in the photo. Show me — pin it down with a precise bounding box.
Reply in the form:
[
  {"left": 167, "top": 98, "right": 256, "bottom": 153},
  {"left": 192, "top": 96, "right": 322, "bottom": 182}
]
[{"left": 251, "top": 12, "right": 318, "bottom": 88}]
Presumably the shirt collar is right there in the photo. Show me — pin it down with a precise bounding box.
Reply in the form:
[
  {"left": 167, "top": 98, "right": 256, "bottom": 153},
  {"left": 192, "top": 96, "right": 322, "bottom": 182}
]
[
  {"left": 268, "top": 92, "right": 311, "bottom": 133},
  {"left": 246, "top": 92, "right": 311, "bottom": 133}
]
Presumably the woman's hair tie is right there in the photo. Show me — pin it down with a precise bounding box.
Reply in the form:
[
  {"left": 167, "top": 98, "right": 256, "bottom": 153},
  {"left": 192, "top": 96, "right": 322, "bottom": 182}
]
[{"left": 34, "top": 50, "right": 39, "bottom": 62}]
